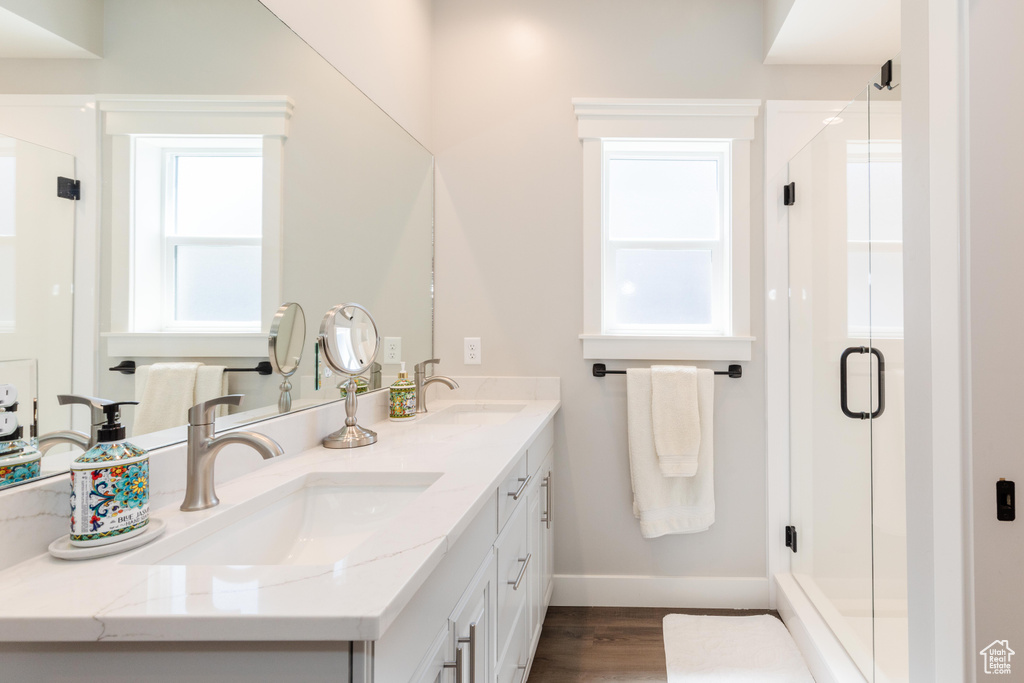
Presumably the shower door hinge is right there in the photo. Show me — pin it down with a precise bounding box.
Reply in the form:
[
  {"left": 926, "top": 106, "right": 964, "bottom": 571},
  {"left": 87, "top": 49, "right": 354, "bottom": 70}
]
[
  {"left": 57, "top": 177, "right": 80, "bottom": 201},
  {"left": 783, "top": 182, "right": 796, "bottom": 206},
  {"left": 785, "top": 525, "right": 798, "bottom": 553}
]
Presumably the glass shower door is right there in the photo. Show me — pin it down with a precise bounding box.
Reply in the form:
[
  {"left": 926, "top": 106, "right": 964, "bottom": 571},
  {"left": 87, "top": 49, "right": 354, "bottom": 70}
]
[{"left": 788, "top": 86, "right": 878, "bottom": 679}]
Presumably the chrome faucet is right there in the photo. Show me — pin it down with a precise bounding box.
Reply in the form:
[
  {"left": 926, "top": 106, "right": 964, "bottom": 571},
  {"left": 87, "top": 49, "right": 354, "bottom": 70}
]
[
  {"left": 37, "top": 394, "right": 112, "bottom": 455},
  {"left": 180, "top": 395, "right": 284, "bottom": 512},
  {"left": 414, "top": 359, "right": 459, "bottom": 414}
]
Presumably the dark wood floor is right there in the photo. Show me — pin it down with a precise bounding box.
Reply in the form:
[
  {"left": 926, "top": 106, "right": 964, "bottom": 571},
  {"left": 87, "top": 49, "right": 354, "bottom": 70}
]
[{"left": 527, "top": 606, "right": 780, "bottom": 682}]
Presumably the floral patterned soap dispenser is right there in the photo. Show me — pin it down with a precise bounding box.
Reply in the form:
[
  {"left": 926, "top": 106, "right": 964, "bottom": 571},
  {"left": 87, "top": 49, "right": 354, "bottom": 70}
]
[
  {"left": 389, "top": 362, "right": 417, "bottom": 422},
  {"left": 70, "top": 400, "right": 150, "bottom": 547}
]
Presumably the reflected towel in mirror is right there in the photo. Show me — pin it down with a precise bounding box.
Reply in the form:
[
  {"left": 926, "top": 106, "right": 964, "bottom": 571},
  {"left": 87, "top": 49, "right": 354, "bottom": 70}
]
[{"left": 133, "top": 363, "right": 228, "bottom": 435}]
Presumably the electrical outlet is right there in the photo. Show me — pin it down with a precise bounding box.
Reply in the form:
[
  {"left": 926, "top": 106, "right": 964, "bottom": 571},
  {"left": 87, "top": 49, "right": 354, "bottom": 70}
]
[
  {"left": 464, "top": 337, "right": 481, "bottom": 365},
  {"left": 0, "top": 412, "right": 17, "bottom": 437},
  {"left": 383, "top": 337, "right": 402, "bottom": 363},
  {"left": 0, "top": 384, "right": 16, "bottom": 409}
]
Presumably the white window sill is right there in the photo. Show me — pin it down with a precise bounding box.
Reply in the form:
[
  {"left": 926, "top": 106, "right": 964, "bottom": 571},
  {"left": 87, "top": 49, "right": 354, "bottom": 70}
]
[
  {"left": 579, "top": 334, "right": 754, "bottom": 362},
  {"left": 104, "top": 332, "right": 267, "bottom": 358}
]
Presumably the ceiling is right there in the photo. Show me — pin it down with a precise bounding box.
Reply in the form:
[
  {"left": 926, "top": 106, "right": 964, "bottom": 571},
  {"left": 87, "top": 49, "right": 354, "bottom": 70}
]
[{"left": 764, "top": 0, "right": 900, "bottom": 65}]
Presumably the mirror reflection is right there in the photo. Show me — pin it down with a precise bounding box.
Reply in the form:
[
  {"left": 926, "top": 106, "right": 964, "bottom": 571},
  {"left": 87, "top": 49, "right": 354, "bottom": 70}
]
[{"left": 0, "top": 0, "right": 434, "bottom": 487}]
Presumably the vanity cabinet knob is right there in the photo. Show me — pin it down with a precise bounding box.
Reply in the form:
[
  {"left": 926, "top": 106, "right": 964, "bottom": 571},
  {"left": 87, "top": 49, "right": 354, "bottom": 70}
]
[
  {"left": 507, "top": 475, "right": 531, "bottom": 501},
  {"left": 509, "top": 553, "right": 532, "bottom": 590}
]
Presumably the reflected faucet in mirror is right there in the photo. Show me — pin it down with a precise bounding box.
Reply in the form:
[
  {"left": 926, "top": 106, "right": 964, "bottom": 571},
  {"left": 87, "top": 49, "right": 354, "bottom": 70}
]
[
  {"left": 37, "top": 394, "right": 118, "bottom": 455},
  {"left": 180, "top": 395, "right": 285, "bottom": 512},
  {"left": 414, "top": 359, "right": 459, "bottom": 414}
]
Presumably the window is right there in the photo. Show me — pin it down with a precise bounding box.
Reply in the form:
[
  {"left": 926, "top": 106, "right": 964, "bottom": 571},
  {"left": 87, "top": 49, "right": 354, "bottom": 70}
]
[
  {"left": 134, "top": 137, "right": 263, "bottom": 331},
  {"left": 602, "top": 140, "right": 731, "bottom": 335},
  {"left": 100, "top": 96, "right": 291, "bottom": 357},
  {"left": 846, "top": 140, "right": 903, "bottom": 338},
  {"left": 575, "top": 98, "right": 758, "bottom": 361}
]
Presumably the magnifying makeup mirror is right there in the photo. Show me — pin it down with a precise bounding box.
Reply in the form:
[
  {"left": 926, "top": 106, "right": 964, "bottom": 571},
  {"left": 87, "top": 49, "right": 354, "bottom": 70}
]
[
  {"left": 318, "top": 303, "right": 380, "bottom": 448},
  {"left": 268, "top": 302, "right": 306, "bottom": 414}
]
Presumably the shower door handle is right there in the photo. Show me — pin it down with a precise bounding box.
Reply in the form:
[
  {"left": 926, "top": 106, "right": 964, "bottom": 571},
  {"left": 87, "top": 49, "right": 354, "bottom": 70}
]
[{"left": 840, "top": 346, "right": 886, "bottom": 420}]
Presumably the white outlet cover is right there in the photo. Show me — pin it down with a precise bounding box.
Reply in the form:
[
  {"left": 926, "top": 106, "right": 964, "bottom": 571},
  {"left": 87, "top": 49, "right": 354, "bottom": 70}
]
[
  {"left": 464, "top": 337, "right": 481, "bottom": 365},
  {"left": 383, "top": 337, "right": 402, "bottom": 363},
  {"left": 0, "top": 384, "right": 16, "bottom": 409}
]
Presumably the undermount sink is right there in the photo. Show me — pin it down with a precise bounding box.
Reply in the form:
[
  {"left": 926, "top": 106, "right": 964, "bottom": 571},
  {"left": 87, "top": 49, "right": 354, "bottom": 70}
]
[
  {"left": 126, "top": 472, "right": 441, "bottom": 566},
  {"left": 420, "top": 403, "right": 526, "bottom": 426}
]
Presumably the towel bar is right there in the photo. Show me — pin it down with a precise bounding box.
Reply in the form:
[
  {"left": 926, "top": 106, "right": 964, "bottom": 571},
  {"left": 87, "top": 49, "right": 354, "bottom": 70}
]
[
  {"left": 592, "top": 363, "right": 742, "bottom": 379},
  {"left": 109, "top": 360, "right": 274, "bottom": 376}
]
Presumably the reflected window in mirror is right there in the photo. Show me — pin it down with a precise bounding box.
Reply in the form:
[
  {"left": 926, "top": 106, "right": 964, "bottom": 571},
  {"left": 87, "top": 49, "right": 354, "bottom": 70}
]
[
  {"left": 0, "top": 144, "right": 14, "bottom": 332},
  {"left": 133, "top": 137, "right": 263, "bottom": 332}
]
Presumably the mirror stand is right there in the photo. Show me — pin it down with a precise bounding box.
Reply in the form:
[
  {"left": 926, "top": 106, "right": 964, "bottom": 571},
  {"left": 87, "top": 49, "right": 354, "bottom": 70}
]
[
  {"left": 322, "top": 377, "right": 377, "bottom": 448},
  {"left": 278, "top": 379, "right": 293, "bottom": 414}
]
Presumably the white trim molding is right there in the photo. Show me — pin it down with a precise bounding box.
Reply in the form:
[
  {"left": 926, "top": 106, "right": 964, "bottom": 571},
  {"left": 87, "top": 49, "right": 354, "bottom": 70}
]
[
  {"left": 551, "top": 574, "right": 769, "bottom": 609},
  {"left": 580, "top": 334, "right": 754, "bottom": 362},
  {"left": 103, "top": 332, "right": 268, "bottom": 358},
  {"left": 575, "top": 98, "right": 759, "bottom": 363},
  {"left": 98, "top": 95, "right": 294, "bottom": 137}
]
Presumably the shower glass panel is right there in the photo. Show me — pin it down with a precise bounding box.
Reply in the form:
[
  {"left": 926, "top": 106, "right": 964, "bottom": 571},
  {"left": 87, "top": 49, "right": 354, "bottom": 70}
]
[
  {"left": 788, "top": 85, "right": 876, "bottom": 678},
  {"left": 788, "top": 55, "right": 907, "bottom": 683}
]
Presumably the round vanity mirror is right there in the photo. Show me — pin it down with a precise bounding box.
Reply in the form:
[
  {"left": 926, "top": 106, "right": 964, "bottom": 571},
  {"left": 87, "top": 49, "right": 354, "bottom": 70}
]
[
  {"left": 318, "top": 303, "right": 380, "bottom": 448},
  {"left": 268, "top": 303, "right": 306, "bottom": 413}
]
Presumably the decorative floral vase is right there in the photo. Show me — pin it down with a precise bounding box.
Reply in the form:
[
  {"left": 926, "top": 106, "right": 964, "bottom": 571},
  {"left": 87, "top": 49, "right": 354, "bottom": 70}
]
[{"left": 70, "top": 442, "right": 150, "bottom": 547}]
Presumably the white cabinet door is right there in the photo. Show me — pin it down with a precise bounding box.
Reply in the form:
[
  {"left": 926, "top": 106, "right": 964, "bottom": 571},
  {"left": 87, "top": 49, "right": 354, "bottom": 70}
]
[
  {"left": 410, "top": 624, "right": 452, "bottom": 683},
  {"left": 450, "top": 550, "right": 494, "bottom": 683},
  {"left": 527, "top": 472, "right": 543, "bottom": 648}
]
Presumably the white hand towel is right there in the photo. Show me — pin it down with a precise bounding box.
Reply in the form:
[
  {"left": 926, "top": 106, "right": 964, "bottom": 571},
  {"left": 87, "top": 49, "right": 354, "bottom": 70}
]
[
  {"left": 132, "top": 362, "right": 201, "bottom": 435},
  {"left": 195, "top": 365, "right": 229, "bottom": 417},
  {"left": 627, "top": 367, "right": 715, "bottom": 538},
  {"left": 651, "top": 365, "right": 701, "bottom": 477}
]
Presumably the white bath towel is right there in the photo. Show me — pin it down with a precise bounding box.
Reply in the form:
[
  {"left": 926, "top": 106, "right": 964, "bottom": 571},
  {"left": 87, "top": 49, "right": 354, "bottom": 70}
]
[
  {"left": 195, "top": 365, "right": 229, "bottom": 417},
  {"left": 663, "top": 614, "right": 814, "bottom": 681},
  {"left": 132, "top": 362, "right": 202, "bottom": 435},
  {"left": 651, "top": 365, "right": 701, "bottom": 477},
  {"left": 627, "top": 367, "right": 715, "bottom": 537}
]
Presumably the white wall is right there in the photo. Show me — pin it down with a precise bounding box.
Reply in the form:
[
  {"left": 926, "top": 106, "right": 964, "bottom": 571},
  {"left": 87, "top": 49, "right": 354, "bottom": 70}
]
[
  {"left": 259, "top": 0, "right": 433, "bottom": 148},
  {"left": 0, "top": 0, "right": 103, "bottom": 57},
  {"left": 966, "top": 0, "right": 1024, "bottom": 677},
  {"left": 431, "top": 0, "right": 874, "bottom": 602}
]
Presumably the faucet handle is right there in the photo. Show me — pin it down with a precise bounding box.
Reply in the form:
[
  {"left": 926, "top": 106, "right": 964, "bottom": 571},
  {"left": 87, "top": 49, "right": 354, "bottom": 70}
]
[
  {"left": 189, "top": 394, "right": 244, "bottom": 426},
  {"left": 57, "top": 394, "right": 116, "bottom": 425},
  {"left": 414, "top": 358, "right": 441, "bottom": 374}
]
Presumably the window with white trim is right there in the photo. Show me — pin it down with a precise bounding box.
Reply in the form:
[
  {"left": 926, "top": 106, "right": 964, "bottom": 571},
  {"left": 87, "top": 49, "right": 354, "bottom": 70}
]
[
  {"left": 575, "top": 98, "right": 759, "bottom": 361},
  {"left": 133, "top": 136, "right": 263, "bottom": 332}
]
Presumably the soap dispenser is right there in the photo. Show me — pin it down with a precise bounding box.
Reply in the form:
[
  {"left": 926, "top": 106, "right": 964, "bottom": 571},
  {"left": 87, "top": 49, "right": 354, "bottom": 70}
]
[
  {"left": 389, "top": 362, "right": 417, "bottom": 422},
  {"left": 70, "top": 401, "right": 149, "bottom": 547}
]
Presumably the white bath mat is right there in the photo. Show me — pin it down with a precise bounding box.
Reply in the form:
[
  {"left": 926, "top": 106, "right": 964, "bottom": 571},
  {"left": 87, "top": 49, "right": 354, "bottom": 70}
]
[{"left": 663, "top": 614, "right": 814, "bottom": 682}]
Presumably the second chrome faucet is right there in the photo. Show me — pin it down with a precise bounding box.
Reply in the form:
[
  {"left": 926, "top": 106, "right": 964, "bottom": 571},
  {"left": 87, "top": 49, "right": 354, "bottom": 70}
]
[
  {"left": 181, "top": 395, "right": 284, "bottom": 512},
  {"left": 413, "top": 359, "right": 459, "bottom": 414}
]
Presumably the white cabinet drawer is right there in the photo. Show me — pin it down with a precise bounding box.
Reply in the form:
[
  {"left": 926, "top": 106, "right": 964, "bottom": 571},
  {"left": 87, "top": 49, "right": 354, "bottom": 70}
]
[
  {"left": 527, "top": 422, "right": 554, "bottom": 478},
  {"left": 495, "top": 607, "right": 529, "bottom": 683},
  {"left": 495, "top": 500, "right": 529, "bottom": 661},
  {"left": 496, "top": 451, "right": 530, "bottom": 534}
]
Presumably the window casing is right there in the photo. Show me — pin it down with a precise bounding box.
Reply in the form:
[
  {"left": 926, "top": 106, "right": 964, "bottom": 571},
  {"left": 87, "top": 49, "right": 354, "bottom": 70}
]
[{"left": 575, "top": 98, "right": 758, "bottom": 362}]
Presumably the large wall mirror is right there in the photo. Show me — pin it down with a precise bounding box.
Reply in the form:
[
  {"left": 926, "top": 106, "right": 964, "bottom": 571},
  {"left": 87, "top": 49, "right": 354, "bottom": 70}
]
[{"left": 0, "top": 0, "right": 433, "bottom": 487}]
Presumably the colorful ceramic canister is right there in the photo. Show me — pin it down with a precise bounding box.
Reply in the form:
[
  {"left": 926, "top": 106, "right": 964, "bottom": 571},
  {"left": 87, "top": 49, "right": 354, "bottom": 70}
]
[
  {"left": 70, "top": 401, "right": 149, "bottom": 547},
  {"left": 0, "top": 441, "right": 42, "bottom": 489},
  {"left": 389, "top": 362, "right": 416, "bottom": 422}
]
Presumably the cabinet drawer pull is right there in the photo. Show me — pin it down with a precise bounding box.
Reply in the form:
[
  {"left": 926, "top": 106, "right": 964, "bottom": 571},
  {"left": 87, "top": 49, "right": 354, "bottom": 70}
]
[
  {"left": 507, "top": 475, "right": 531, "bottom": 501},
  {"left": 457, "top": 622, "right": 477, "bottom": 683},
  {"left": 541, "top": 472, "right": 552, "bottom": 528},
  {"left": 508, "top": 553, "right": 532, "bottom": 590},
  {"left": 443, "top": 643, "right": 465, "bottom": 681}
]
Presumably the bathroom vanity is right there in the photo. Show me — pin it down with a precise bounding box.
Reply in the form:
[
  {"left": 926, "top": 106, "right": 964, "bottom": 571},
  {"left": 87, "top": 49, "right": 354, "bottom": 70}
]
[{"left": 0, "top": 388, "right": 559, "bottom": 683}]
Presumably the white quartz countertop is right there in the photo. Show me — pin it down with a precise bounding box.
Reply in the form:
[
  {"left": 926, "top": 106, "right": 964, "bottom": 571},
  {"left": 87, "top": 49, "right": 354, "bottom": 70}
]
[{"left": 0, "top": 398, "right": 559, "bottom": 643}]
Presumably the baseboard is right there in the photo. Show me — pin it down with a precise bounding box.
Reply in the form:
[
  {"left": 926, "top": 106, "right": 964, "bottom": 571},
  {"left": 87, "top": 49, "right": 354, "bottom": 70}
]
[
  {"left": 551, "top": 574, "right": 770, "bottom": 609},
  {"left": 775, "top": 573, "right": 865, "bottom": 683}
]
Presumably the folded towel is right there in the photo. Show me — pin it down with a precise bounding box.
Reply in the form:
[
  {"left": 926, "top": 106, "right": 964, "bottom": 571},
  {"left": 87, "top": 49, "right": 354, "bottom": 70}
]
[
  {"left": 132, "top": 362, "right": 202, "bottom": 435},
  {"left": 651, "top": 365, "right": 701, "bottom": 477},
  {"left": 627, "top": 367, "right": 715, "bottom": 537},
  {"left": 195, "top": 365, "right": 229, "bottom": 417}
]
